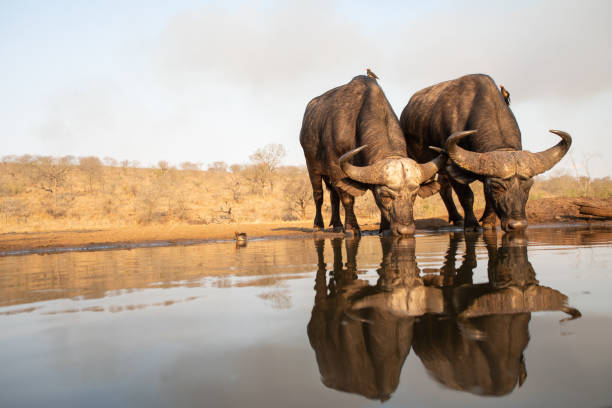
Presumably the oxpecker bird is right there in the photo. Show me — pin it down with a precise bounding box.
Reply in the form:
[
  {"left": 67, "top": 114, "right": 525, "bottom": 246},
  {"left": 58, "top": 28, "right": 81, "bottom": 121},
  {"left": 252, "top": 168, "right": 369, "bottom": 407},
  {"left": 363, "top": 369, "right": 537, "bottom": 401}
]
[
  {"left": 366, "top": 68, "right": 379, "bottom": 80},
  {"left": 500, "top": 85, "right": 511, "bottom": 106}
]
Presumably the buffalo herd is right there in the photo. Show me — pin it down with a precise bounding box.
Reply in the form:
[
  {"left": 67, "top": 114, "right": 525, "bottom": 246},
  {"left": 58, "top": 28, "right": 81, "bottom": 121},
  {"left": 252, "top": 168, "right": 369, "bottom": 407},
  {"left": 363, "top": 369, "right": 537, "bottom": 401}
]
[{"left": 300, "top": 73, "right": 572, "bottom": 235}]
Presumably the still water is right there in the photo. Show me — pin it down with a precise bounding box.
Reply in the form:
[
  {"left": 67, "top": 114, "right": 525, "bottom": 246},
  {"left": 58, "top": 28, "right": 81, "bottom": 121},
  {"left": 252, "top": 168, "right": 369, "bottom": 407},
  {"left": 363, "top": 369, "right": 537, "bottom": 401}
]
[{"left": 0, "top": 226, "right": 611, "bottom": 408}]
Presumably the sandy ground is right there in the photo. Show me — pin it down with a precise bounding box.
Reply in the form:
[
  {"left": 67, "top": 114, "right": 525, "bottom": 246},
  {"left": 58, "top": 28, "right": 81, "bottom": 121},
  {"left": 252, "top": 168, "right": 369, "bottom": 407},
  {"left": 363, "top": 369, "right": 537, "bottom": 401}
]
[{"left": 0, "top": 197, "right": 609, "bottom": 254}]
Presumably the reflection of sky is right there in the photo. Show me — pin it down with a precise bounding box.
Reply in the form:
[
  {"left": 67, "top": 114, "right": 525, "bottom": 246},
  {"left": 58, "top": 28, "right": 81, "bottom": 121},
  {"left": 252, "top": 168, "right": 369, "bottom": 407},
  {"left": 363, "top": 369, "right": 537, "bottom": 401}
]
[{"left": 1, "top": 1, "right": 611, "bottom": 177}]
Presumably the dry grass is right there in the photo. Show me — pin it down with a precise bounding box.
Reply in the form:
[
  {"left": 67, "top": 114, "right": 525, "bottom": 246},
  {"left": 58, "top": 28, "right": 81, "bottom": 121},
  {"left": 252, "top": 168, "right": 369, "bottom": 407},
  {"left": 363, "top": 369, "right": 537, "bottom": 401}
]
[{"left": 0, "top": 155, "right": 610, "bottom": 234}]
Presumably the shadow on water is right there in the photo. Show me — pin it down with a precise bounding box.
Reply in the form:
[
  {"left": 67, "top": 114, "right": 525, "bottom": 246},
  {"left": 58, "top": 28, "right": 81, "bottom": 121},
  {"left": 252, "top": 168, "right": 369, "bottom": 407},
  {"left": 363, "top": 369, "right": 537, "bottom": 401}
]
[{"left": 307, "top": 231, "right": 581, "bottom": 401}]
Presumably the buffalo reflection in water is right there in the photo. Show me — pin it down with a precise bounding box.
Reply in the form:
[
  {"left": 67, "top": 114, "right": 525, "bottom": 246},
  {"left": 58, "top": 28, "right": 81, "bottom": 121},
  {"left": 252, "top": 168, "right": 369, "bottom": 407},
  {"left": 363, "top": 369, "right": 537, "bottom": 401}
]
[{"left": 307, "top": 232, "right": 580, "bottom": 401}]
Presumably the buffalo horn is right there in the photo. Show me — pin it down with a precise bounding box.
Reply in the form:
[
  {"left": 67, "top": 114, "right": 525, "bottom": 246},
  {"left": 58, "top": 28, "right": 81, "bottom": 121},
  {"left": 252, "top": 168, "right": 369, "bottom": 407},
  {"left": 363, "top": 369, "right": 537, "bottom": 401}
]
[
  {"left": 445, "top": 130, "right": 503, "bottom": 176},
  {"left": 339, "top": 145, "right": 387, "bottom": 185},
  {"left": 418, "top": 152, "right": 446, "bottom": 183},
  {"left": 447, "top": 129, "right": 572, "bottom": 178},
  {"left": 519, "top": 130, "right": 572, "bottom": 177}
]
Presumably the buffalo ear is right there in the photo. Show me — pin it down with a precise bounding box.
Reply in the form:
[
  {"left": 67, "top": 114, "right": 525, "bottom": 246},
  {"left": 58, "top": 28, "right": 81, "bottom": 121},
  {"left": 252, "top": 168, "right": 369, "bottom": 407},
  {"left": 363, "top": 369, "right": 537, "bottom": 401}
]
[
  {"left": 334, "top": 179, "right": 368, "bottom": 196},
  {"left": 418, "top": 180, "right": 440, "bottom": 198},
  {"left": 447, "top": 164, "right": 477, "bottom": 185}
]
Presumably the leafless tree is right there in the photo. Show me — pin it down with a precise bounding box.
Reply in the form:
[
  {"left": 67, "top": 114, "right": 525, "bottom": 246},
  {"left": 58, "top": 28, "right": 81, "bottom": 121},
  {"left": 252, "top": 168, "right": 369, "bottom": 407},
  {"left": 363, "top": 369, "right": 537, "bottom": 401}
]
[
  {"left": 32, "top": 156, "right": 72, "bottom": 198},
  {"left": 157, "top": 160, "right": 170, "bottom": 175},
  {"left": 243, "top": 163, "right": 268, "bottom": 195},
  {"left": 180, "top": 161, "right": 202, "bottom": 171},
  {"left": 208, "top": 161, "right": 229, "bottom": 173},
  {"left": 79, "top": 156, "right": 103, "bottom": 193},
  {"left": 283, "top": 177, "right": 311, "bottom": 220},
  {"left": 249, "top": 143, "right": 286, "bottom": 191},
  {"left": 103, "top": 157, "right": 118, "bottom": 167}
]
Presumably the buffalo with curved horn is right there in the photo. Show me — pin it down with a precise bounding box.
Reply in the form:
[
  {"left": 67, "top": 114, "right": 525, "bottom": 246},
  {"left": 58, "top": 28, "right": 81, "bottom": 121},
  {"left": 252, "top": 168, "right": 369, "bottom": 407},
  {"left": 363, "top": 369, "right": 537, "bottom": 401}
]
[
  {"left": 400, "top": 74, "right": 572, "bottom": 232},
  {"left": 300, "top": 75, "right": 445, "bottom": 236}
]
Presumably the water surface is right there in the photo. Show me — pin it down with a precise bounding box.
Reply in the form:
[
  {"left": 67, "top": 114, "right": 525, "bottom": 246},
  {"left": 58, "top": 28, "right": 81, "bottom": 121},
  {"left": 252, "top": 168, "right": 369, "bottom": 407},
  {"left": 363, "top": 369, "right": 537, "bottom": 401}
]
[{"left": 1, "top": 226, "right": 611, "bottom": 407}]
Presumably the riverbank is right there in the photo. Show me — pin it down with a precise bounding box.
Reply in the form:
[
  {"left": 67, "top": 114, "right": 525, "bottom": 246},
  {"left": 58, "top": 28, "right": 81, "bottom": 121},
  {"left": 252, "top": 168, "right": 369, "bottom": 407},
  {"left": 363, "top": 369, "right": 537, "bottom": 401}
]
[{"left": 0, "top": 197, "right": 609, "bottom": 254}]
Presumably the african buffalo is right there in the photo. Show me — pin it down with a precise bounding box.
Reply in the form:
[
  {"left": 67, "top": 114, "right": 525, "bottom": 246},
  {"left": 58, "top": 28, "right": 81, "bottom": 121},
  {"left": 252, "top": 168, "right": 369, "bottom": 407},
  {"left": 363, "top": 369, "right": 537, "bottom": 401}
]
[
  {"left": 400, "top": 74, "right": 572, "bottom": 231},
  {"left": 300, "top": 75, "right": 445, "bottom": 235}
]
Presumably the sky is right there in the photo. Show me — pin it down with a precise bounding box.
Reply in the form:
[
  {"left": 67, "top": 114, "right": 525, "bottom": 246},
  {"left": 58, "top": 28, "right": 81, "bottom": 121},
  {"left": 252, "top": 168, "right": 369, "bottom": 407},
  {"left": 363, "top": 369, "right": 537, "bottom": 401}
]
[{"left": 1, "top": 0, "right": 611, "bottom": 177}]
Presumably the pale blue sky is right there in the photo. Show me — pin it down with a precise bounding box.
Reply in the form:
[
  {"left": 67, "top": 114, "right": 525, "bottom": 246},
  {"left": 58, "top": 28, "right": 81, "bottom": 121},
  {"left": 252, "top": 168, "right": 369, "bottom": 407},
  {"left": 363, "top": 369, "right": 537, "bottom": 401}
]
[{"left": 1, "top": 0, "right": 610, "bottom": 177}]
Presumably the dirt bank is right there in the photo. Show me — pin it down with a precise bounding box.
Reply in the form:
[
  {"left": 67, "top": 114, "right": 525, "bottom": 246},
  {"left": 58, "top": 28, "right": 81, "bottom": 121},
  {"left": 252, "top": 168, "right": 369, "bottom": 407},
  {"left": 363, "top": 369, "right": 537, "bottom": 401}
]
[{"left": 0, "top": 197, "right": 609, "bottom": 254}]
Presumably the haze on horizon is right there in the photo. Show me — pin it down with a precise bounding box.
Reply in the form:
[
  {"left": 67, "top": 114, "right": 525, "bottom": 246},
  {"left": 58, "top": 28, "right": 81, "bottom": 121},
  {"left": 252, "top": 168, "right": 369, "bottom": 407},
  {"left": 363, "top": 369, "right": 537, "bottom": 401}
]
[{"left": 1, "top": 0, "right": 611, "bottom": 177}]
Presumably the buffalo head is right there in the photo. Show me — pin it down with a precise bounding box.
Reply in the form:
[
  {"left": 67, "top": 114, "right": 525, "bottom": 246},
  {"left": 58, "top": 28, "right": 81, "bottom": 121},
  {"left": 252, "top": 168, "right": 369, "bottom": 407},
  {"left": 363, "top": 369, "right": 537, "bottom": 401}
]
[
  {"left": 446, "top": 130, "right": 572, "bottom": 231},
  {"left": 339, "top": 146, "right": 445, "bottom": 236}
]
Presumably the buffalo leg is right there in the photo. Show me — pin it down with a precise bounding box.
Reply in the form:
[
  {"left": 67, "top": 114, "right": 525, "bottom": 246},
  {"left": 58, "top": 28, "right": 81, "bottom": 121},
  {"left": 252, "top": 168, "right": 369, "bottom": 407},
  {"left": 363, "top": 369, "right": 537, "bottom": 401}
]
[
  {"left": 338, "top": 191, "right": 360, "bottom": 234},
  {"left": 450, "top": 180, "right": 480, "bottom": 230},
  {"left": 439, "top": 174, "right": 464, "bottom": 226},
  {"left": 309, "top": 173, "right": 324, "bottom": 231},
  {"left": 379, "top": 213, "right": 390, "bottom": 233},
  {"left": 480, "top": 192, "right": 497, "bottom": 230},
  {"left": 328, "top": 184, "right": 344, "bottom": 232}
]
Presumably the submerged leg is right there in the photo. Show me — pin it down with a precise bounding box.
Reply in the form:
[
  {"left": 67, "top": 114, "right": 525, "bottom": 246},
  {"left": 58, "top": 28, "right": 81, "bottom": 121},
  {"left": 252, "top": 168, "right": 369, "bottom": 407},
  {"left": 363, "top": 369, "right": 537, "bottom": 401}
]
[{"left": 379, "top": 212, "right": 390, "bottom": 234}]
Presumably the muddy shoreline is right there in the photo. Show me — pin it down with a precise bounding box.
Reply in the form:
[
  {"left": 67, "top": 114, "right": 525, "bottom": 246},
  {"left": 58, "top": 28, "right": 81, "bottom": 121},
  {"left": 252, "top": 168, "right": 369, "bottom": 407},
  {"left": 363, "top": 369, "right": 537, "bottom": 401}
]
[
  {"left": 2, "top": 218, "right": 610, "bottom": 256},
  {"left": 1, "top": 197, "right": 609, "bottom": 255}
]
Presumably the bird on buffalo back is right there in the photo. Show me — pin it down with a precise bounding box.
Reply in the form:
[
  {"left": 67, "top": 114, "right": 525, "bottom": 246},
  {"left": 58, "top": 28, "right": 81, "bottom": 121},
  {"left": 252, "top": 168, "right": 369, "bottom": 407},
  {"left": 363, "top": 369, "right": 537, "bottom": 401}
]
[
  {"left": 500, "top": 85, "right": 510, "bottom": 105},
  {"left": 366, "top": 68, "right": 379, "bottom": 80}
]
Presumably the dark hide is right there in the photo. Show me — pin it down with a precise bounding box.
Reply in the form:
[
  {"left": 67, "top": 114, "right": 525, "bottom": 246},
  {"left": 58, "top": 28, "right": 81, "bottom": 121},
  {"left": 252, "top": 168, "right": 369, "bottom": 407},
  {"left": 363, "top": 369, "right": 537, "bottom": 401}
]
[
  {"left": 307, "top": 237, "right": 414, "bottom": 402},
  {"left": 300, "top": 75, "right": 444, "bottom": 235},
  {"left": 413, "top": 231, "right": 580, "bottom": 396},
  {"left": 400, "top": 74, "right": 571, "bottom": 232},
  {"left": 307, "top": 233, "right": 580, "bottom": 400}
]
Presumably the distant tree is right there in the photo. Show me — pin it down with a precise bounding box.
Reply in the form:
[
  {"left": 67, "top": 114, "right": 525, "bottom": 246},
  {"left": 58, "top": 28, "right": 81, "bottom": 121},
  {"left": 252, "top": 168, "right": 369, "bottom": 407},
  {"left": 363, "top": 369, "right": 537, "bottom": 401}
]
[
  {"left": 103, "top": 157, "right": 118, "bottom": 167},
  {"left": 249, "top": 143, "right": 286, "bottom": 191},
  {"left": 31, "top": 156, "right": 72, "bottom": 206},
  {"left": 243, "top": 163, "right": 268, "bottom": 195},
  {"left": 230, "top": 164, "right": 244, "bottom": 174},
  {"left": 79, "top": 156, "right": 103, "bottom": 193},
  {"left": 157, "top": 160, "right": 170, "bottom": 175},
  {"left": 33, "top": 156, "right": 71, "bottom": 194},
  {"left": 283, "top": 177, "right": 311, "bottom": 219},
  {"left": 208, "top": 161, "right": 228, "bottom": 173},
  {"left": 180, "top": 161, "right": 202, "bottom": 171}
]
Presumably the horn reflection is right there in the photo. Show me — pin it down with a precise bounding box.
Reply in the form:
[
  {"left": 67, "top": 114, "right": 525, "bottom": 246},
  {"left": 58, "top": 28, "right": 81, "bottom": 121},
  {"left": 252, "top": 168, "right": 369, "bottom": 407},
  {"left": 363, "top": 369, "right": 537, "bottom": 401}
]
[{"left": 307, "top": 232, "right": 580, "bottom": 401}]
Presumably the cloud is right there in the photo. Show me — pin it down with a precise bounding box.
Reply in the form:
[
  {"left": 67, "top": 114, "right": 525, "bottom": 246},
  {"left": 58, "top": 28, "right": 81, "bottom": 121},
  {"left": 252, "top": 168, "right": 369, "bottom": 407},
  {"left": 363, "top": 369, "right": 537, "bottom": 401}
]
[
  {"left": 17, "top": 1, "right": 612, "bottom": 177},
  {"left": 156, "top": 2, "right": 380, "bottom": 89},
  {"left": 385, "top": 0, "right": 612, "bottom": 102},
  {"left": 156, "top": 1, "right": 612, "bottom": 101}
]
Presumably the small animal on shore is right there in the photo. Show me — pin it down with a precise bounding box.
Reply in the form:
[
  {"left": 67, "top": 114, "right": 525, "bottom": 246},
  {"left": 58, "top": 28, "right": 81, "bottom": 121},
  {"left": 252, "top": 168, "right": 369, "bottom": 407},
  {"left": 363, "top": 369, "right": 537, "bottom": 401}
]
[
  {"left": 235, "top": 232, "right": 247, "bottom": 248},
  {"left": 366, "top": 68, "right": 379, "bottom": 80}
]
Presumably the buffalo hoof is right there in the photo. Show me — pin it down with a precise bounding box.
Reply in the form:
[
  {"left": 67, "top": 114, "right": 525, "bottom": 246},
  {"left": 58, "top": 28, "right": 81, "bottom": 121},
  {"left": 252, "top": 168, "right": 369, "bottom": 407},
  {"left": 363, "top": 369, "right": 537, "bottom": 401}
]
[
  {"left": 450, "top": 219, "right": 464, "bottom": 228},
  {"left": 464, "top": 222, "right": 481, "bottom": 232},
  {"left": 380, "top": 228, "right": 393, "bottom": 237},
  {"left": 313, "top": 226, "right": 323, "bottom": 232},
  {"left": 331, "top": 225, "right": 344, "bottom": 233}
]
